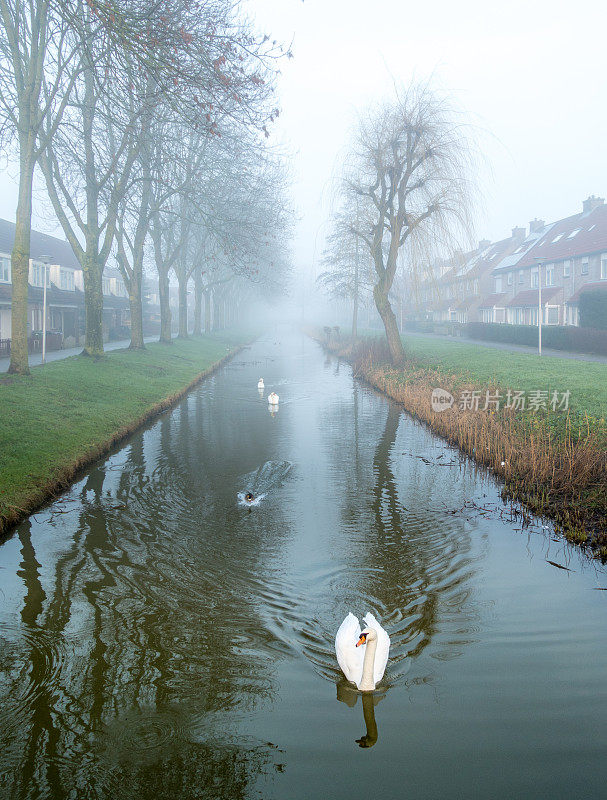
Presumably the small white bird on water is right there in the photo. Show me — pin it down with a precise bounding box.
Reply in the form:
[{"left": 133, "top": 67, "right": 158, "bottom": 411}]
[
  {"left": 258, "top": 378, "right": 264, "bottom": 389},
  {"left": 335, "top": 612, "right": 390, "bottom": 691},
  {"left": 268, "top": 391, "right": 279, "bottom": 405}
]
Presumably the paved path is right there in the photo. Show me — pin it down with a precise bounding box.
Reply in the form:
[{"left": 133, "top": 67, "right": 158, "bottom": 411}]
[
  {"left": 407, "top": 331, "right": 607, "bottom": 365},
  {"left": 0, "top": 337, "right": 158, "bottom": 373}
]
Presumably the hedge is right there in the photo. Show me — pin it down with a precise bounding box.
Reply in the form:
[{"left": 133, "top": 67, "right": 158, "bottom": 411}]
[{"left": 465, "top": 322, "right": 607, "bottom": 356}]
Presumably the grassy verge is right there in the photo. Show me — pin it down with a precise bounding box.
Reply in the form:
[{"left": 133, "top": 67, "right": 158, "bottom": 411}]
[
  {"left": 316, "top": 330, "right": 607, "bottom": 557},
  {"left": 0, "top": 332, "right": 254, "bottom": 538}
]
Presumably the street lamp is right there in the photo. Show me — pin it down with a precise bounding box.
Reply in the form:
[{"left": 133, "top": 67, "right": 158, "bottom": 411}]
[
  {"left": 533, "top": 257, "right": 543, "bottom": 356},
  {"left": 38, "top": 255, "right": 52, "bottom": 364}
]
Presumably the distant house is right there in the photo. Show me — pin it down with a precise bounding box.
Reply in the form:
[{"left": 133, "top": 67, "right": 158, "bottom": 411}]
[
  {"left": 405, "top": 196, "right": 607, "bottom": 329},
  {"left": 0, "top": 219, "right": 130, "bottom": 349}
]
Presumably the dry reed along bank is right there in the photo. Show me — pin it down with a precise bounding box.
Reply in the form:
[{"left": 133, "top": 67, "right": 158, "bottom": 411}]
[
  {"left": 0, "top": 332, "right": 254, "bottom": 539},
  {"left": 316, "top": 331, "right": 607, "bottom": 558}
]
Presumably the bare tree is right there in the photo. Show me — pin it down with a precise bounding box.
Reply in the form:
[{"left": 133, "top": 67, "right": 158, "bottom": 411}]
[
  {"left": 0, "top": 1, "right": 81, "bottom": 373},
  {"left": 318, "top": 200, "right": 374, "bottom": 338},
  {"left": 346, "top": 83, "right": 474, "bottom": 364}
]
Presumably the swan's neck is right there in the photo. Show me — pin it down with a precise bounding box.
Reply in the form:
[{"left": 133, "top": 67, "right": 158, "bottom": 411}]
[{"left": 359, "top": 636, "right": 377, "bottom": 691}]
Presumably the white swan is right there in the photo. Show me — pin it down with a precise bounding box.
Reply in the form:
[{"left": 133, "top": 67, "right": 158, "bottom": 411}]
[
  {"left": 258, "top": 378, "right": 264, "bottom": 389},
  {"left": 335, "top": 612, "right": 390, "bottom": 691},
  {"left": 268, "top": 391, "right": 279, "bottom": 405}
]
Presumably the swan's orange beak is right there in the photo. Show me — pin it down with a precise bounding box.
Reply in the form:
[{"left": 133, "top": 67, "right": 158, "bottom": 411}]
[{"left": 356, "top": 634, "right": 367, "bottom": 647}]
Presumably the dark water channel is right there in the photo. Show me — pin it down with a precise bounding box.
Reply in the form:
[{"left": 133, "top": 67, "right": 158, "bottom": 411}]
[{"left": 1, "top": 331, "right": 606, "bottom": 799}]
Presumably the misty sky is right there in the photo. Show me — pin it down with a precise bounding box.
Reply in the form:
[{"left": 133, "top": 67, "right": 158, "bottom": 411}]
[{"left": 1, "top": 0, "right": 605, "bottom": 278}]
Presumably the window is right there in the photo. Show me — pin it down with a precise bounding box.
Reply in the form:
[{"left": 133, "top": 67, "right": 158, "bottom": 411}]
[
  {"left": 601, "top": 253, "right": 607, "bottom": 280},
  {"left": 495, "top": 276, "right": 503, "bottom": 292},
  {"left": 581, "top": 257, "right": 589, "bottom": 275},
  {"left": 60, "top": 268, "right": 74, "bottom": 291},
  {"left": 530, "top": 308, "right": 538, "bottom": 326},
  {"left": 563, "top": 260, "right": 571, "bottom": 278},
  {"left": 551, "top": 233, "right": 565, "bottom": 243},
  {"left": 31, "top": 262, "right": 50, "bottom": 288},
  {"left": 507, "top": 272, "right": 513, "bottom": 285},
  {"left": 102, "top": 277, "right": 111, "bottom": 295},
  {"left": 547, "top": 306, "right": 559, "bottom": 325},
  {"left": 588, "top": 224, "right": 596, "bottom": 232},
  {"left": 473, "top": 279, "right": 479, "bottom": 295},
  {"left": 545, "top": 264, "right": 554, "bottom": 286},
  {"left": 0, "top": 256, "right": 10, "bottom": 283},
  {"left": 518, "top": 270, "right": 525, "bottom": 284},
  {"left": 566, "top": 228, "right": 581, "bottom": 239},
  {"left": 531, "top": 269, "right": 539, "bottom": 288}
]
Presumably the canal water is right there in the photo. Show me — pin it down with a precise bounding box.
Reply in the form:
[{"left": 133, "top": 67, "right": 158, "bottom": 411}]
[{"left": 1, "top": 331, "right": 606, "bottom": 799}]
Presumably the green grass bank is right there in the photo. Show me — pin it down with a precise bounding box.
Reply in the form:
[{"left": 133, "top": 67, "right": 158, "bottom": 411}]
[
  {"left": 0, "top": 331, "right": 253, "bottom": 538},
  {"left": 318, "top": 329, "right": 607, "bottom": 557}
]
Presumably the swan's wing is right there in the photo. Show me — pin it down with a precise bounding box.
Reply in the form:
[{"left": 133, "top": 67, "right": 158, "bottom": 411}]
[
  {"left": 335, "top": 613, "right": 364, "bottom": 686},
  {"left": 363, "top": 612, "right": 390, "bottom": 685}
]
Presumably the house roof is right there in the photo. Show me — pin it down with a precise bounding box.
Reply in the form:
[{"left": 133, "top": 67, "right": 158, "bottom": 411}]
[
  {"left": 455, "top": 295, "right": 480, "bottom": 311},
  {"left": 506, "top": 287, "right": 562, "bottom": 307},
  {"left": 479, "top": 292, "right": 508, "bottom": 308},
  {"left": 0, "top": 218, "right": 81, "bottom": 270},
  {"left": 567, "top": 280, "right": 607, "bottom": 304},
  {"left": 495, "top": 204, "right": 607, "bottom": 272}
]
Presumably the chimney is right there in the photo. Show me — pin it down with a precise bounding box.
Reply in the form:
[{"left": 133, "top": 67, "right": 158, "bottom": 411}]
[
  {"left": 582, "top": 195, "right": 605, "bottom": 214},
  {"left": 529, "top": 218, "right": 545, "bottom": 234},
  {"left": 478, "top": 239, "right": 491, "bottom": 251},
  {"left": 511, "top": 226, "right": 525, "bottom": 241}
]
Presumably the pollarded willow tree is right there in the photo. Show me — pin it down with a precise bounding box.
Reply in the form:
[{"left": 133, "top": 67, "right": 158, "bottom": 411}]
[{"left": 345, "top": 82, "right": 475, "bottom": 365}]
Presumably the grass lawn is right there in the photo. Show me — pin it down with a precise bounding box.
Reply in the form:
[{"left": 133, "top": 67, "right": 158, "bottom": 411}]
[
  {"left": 401, "top": 334, "right": 607, "bottom": 424},
  {"left": 0, "top": 331, "right": 253, "bottom": 535}
]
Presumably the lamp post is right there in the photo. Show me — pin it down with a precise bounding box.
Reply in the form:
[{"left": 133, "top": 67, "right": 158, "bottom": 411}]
[
  {"left": 533, "top": 257, "right": 543, "bottom": 356},
  {"left": 38, "top": 255, "right": 52, "bottom": 363}
]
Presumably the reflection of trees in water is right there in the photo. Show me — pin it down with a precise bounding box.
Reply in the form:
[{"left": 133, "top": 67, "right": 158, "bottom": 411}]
[
  {"left": 321, "top": 384, "right": 478, "bottom": 669},
  {"left": 0, "top": 396, "right": 282, "bottom": 799}
]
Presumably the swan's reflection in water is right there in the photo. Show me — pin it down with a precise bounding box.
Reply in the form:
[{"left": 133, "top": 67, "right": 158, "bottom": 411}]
[{"left": 336, "top": 680, "right": 383, "bottom": 749}]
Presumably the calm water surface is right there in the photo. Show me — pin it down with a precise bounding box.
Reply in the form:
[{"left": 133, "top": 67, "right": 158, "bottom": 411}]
[{"left": 1, "top": 331, "right": 606, "bottom": 799}]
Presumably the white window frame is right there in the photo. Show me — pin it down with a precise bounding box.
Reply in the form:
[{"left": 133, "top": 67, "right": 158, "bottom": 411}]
[
  {"left": 507, "top": 272, "right": 513, "bottom": 286},
  {"left": 495, "top": 276, "right": 503, "bottom": 293},
  {"left": 60, "top": 268, "right": 74, "bottom": 291},
  {"left": 0, "top": 256, "right": 10, "bottom": 283},
  {"left": 31, "top": 262, "right": 50, "bottom": 288},
  {"left": 545, "top": 264, "right": 554, "bottom": 286},
  {"left": 601, "top": 253, "right": 607, "bottom": 280},
  {"left": 518, "top": 270, "right": 525, "bottom": 284},
  {"left": 531, "top": 269, "right": 539, "bottom": 288},
  {"left": 102, "top": 277, "right": 111, "bottom": 295},
  {"left": 546, "top": 306, "right": 559, "bottom": 325},
  {"left": 563, "top": 260, "right": 571, "bottom": 278},
  {"left": 581, "top": 257, "right": 589, "bottom": 275}
]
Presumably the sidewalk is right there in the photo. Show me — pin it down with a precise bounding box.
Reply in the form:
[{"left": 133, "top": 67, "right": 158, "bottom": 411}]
[
  {"left": 0, "top": 336, "right": 158, "bottom": 373},
  {"left": 408, "top": 331, "right": 607, "bottom": 365}
]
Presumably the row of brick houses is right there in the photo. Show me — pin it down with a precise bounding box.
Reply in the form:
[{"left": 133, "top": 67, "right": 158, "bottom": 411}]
[
  {"left": 0, "top": 219, "right": 158, "bottom": 352},
  {"left": 411, "top": 196, "right": 607, "bottom": 328}
]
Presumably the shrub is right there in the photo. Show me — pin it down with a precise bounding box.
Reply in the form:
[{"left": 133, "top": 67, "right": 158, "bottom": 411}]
[
  {"left": 465, "top": 322, "right": 607, "bottom": 355},
  {"left": 579, "top": 289, "right": 607, "bottom": 330}
]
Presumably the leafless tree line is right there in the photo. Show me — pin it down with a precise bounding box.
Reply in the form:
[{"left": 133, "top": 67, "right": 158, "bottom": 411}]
[{"left": 0, "top": 0, "right": 292, "bottom": 373}]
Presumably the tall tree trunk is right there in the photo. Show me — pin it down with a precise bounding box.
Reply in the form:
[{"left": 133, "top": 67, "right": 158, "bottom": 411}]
[
  {"left": 82, "top": 257, "right": 105, "bottom": 357},
  {"left": 204, "top": 290, "right": 211, "bottom": 333},
  {"left": 8, "top": 150, "right": 36, "bottom": 375},
  {"left": 128, "top": 269, "right": 144, "bottom": 349},
  {"left": 178, "top": 276, "right": 188, "bottom": 338},
  {"left": 352, "top": 227, "right": 359, "bottom": 340},
  {"left": 373, "top": 282, "right": 405, "bottom": 366},
  {"left": 193, "top": 269, "right": 202, "bottom": 336},
  {"left": 158, "top": 269, "right": 172, "bottom": 343},
  {"left": 213, "top": 295, "right": 220, "bottom": 331}
]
